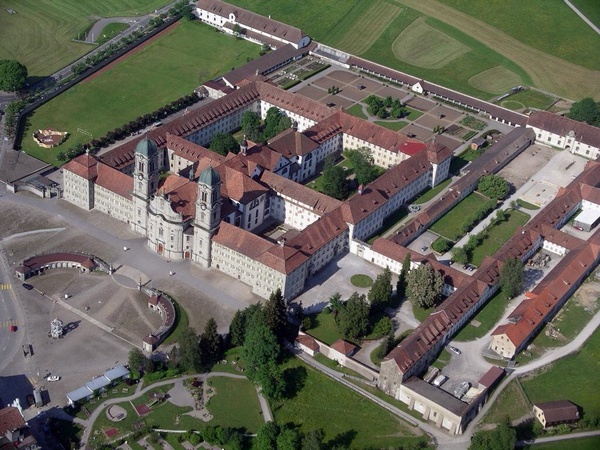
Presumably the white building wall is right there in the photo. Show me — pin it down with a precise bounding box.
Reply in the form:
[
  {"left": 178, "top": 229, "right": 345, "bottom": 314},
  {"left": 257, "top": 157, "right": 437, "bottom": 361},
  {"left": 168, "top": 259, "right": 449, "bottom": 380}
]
[
  {"left": 63, "top": 171, "right": 94, "bottom": 210},
  {"left": 260, "top": 101, "right": 316, "bottom": 132},
  {"left": 147, "top": 195, "right": 189, "bottom": 260},
  {"left": 94, "top": 187, "right": 133, "bottom": 224},
  {"left": 342, "top": 134, "right": 407, "bottom": 168},
  {"left": 528, "top": 125, "right": 600, "bottom": 159}
]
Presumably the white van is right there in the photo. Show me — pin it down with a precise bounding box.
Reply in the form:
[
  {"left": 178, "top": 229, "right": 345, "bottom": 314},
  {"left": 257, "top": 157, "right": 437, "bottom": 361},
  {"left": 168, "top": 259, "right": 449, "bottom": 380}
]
[{"left": 433, "top": 375, "right": 447, "bottom": 387}]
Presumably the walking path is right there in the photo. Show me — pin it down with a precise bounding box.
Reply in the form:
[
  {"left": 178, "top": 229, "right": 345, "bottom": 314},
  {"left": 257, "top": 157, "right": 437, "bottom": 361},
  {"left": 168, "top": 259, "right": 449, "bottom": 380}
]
[
  {"left": 516, "top": 429, "right": 600, "bottom": 447},
  {"left": 76, "top": 372, "right": 260, "bottom": 447},
  {"left": 564, "top": 0, "right": 600, "bottom": 35}
]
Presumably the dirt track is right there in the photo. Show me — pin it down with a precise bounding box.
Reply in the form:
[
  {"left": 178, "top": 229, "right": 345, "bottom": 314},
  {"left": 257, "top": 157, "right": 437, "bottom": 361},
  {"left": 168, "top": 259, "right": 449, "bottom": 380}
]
[{"left": 399, "top": 0, "right": 600, "bottom": 100}]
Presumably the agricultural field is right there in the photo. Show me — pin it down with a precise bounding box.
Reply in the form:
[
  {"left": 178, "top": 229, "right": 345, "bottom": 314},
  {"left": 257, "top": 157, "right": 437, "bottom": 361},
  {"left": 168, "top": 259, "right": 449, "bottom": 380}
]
[
  {"left": 274, "top": 358, "right": 429, "bottom": 449},
  {"left": 468, "top": 66, "right": 522, "bottom": 95},
  {"left": 497, "top": 89, "right": 557, "bottom": 111},
  {"left": 22, "top": 21, "right": 260, "bottom": 166},
  {"left": 0, "top": 0, "right": 170, "bottom": 78}
]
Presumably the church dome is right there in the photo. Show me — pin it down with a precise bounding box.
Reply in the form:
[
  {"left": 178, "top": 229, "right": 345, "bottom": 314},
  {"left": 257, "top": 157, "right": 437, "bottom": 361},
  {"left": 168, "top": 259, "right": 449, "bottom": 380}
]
[
  {"left": 135, "top": 137, "right": 158, "bottom": 157},
  {"left": 199, "top": 166, "right": 221, "bottom": 186}
]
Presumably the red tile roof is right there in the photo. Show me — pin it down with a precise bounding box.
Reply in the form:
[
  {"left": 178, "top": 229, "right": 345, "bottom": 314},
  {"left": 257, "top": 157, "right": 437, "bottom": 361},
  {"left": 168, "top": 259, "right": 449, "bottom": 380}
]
[
  {"left": 0, "top": 407, "right": 25, "bottom": 434},
  {"left": 478, "top": 366, "right": 505, "bottom": 389},
  {"left": 212, "top": 221, "right": 274, "bottom": 260},
  {"left": 534, "top": 400, "right": 580, "bottom": 424},
  {"left": 158, "top": 175, "right": 198, "bottom": 221},
  {"left": 16, "top": 253, "right": 96, "bottom": 274},
  {"left": 267, "top": 128, "right": 319, "bottom": 157},
  {"left": 95, "top": 162, "right": 133, "bottom": 199},
  {"left": 296, "top": 333, "right": 320, "bottom": 352},
  {"left": 527, "top": 111, "right": 600, "bottom": 148},
  {"left": 331, "top": 339, "right": 357, "bottom": 356},
  {"left": 62, "top": 152, "right": 98, "bottom": 179}
]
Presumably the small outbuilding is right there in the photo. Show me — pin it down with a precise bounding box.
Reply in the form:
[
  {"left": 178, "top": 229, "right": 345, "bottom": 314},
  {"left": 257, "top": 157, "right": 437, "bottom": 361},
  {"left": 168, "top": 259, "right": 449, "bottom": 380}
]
[
  {"left": 477, "top": 366, "right": 505, "bottom": 390},
  {"left": 295, "top": 333, "right": 320, "bottom": 356},
  {"left": 533, "top": 400, "right": 580, "bottom": 428},
  {"left": 470, "top": 137, "right": 487, "bottom": 150},
  {"left": 331, "top": 339, "right": 357, "bottom": 357}
]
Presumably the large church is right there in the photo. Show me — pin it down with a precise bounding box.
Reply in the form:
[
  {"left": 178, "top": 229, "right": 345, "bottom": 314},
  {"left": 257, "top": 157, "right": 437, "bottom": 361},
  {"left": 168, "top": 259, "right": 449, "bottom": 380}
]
[{"left": 63, "top": 77, "right": 451, "bottom": 300}]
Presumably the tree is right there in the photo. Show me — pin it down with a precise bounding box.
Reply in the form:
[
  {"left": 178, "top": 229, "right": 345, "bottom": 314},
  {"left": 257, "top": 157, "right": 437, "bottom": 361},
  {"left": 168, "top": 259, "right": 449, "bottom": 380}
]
[
  {"left": 302, "top": 429, "right": 325, "bottom": 450},
  {"left": 228, "top": 310, "right": 246, "bottom": 347},
  {"left": 264, "top": 288, "right": 287, "bottom": 340},
  {"left": 499, "top": 257, "right": 524, "bottom": 299},
  {"left": 567, "top": 97, "right": 599, "bottom": 126},
  {"left": 259, "top": 43, "right": 271, "bottom": 56},
  {"left": 376, "top": 331, "right": 396, "bottom": 360},
  {"left": 128, "top": 348, "right": 147, "bottom": 374},
  {"left": 337, "top": 292, "right": 369, "bottom": 340},
  {"left": 232, "top": 23, "right": 243, "bottom": 37},
  {"left": 328, "top": 292, "right": 344, "bottom": 316},
  {"left": 241, "top": 111, "right": 262, "bottom": 142},
  {"left": 209, "top": 132, "right": 239, "bottom": 156},
  {"left": 478, "top": 175, "right": 509, "bottom": 200},
  {"left": 406, "top": 264, "right": 444, "bottom": 309},
  {"left": 277, "top": 427, "right": 301, "bottom": 450},
  {"left": 257, "top": 359, "right": 286, "bottom": 400},
  {"left": 200, "top": 318, "right": 222, "bottom": 367},
  {"left": 255, "top": 421, "right": 280, "bottom": 450},
  {"left": 368, "top": 267, "right": 393, "bottom": 313},
  {"left": 263, "top": 107, "right": 291, "bottom": 141},
  {"left": 178, "top": 326, "right": 202, "bottom": 372},
  {"left": 345, "top": 148, "right": 379, "bottom": 185},
  {"left": 242, "top": 324, "right": 279, "bottom": 382},
  {"left": 321, "top": 156, "right": 348, "bottom": 200},
  {"left": 469, "top": 417, "right": 516, "bottom": 450},
  {"left": 452, "top": 246, "right": 468, "bottom": 265},
  {"left": 0, "top": 60, "right": 27, "bottom": 91}
]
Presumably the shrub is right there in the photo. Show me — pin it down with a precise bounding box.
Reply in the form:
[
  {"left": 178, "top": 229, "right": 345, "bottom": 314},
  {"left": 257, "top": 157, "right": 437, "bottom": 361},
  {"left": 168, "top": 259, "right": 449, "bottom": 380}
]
[{"left": 432, "top": 237, "right": 452, "bottom": 254}]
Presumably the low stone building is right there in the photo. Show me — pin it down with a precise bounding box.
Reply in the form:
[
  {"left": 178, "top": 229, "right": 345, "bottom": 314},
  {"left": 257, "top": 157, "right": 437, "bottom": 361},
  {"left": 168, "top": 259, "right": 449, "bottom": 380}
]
[{"left": 533, "top": 400, "right": 580, "bottom": 428}]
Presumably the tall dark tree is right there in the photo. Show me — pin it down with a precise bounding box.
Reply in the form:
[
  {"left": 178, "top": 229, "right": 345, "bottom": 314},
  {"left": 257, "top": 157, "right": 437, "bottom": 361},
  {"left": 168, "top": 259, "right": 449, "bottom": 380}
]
[
  {"left": 452, "top": 247, "right": 468, "bottom": 265},
  {"left": 469, "top": 417, "right": 516, "bottom": 450},
  {"left": 401, "top": 253, "right": 411, "bottom": 278},
  {"left": 263, "top": 107, "right": 292, "bottom": 141},
  {"left": 345, "top": 148, "right": 379, "bottom": 185},
  {"left": 178, "top": 326, "right": 202, "bottom": 372},
  {"left": 567, "top": 97, "right": 599, "bottom": 126},
  {"left": 255, "top": 421, "right": 280, "bottom": 450},
  {"left": 368, "top": 267, "right": 393, "bottom": 313},
  {"left": 321, "top": 156, "right": 348, "bottom": 200},
  {"left": 0, "top": 60, "right": 27, "bottom": 91},
  {"left": 406, "top": 264, "right": 444, "bottom": 309},
  {"left": 241, "top": 111, "right": 262, "bottom": 142},
  {"left": 242, "top": 324, "right": 279, "bottom": 382},
  {"left": 302, "top": 429, "right": 325, "bottom": 450},
  {"left": 499, "top": 258, "right": 524, "bottom": 299},
  {"left": 257, "top": 360, "right": 286, "bottom": 400},
  {"left": 201, "top": 318, "right": 222, "bottom": 366},
  {"left": 337, "top": 292, "right": 370, "bottom": 340},
  {"left": 264, "top": 288, "right": 287, "bottom": 340},
  {"left": 128, "top": 348, "right": 147, "bottom": 374},
  {"left": 209, "top": 132, "right": 239, "bottom": 156},
  {"left": 277, "top": 427, "right": 301, "bottom": 450},
  {"left": 229, "top": 309, "right": 247, "bottom": 347}
]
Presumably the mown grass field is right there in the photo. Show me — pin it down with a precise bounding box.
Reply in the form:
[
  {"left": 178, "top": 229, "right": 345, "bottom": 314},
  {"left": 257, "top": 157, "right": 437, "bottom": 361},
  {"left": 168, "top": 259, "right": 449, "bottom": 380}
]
[
  {"left": 0, "top": 0, "right": 169, "bottom": 78},
  {"left": 482, "top": 379, "right": 530, "bottom": 424},
  {"left": 22, "top": 21, "right": 260, "bottom": 166},
  {"left": 521, "top": 327, "right": 600, "bottom": 425},
  {"left": 96, "top": 23, "right": 130, "bottom": 46},
  {"left": 274, "top": 358, "right": 428, "bottom": 449},
  {"left": 441, "top": 0, "right": 600, "bottom": 70},
  {"left": 498, "top": 89, "right": 557, "bottom": 111},
  {"left": 392, "top": 17, "right": 470, "bottom": 69},
  {"left": 468, "top": 66, "right": 523, "bottom": 94},
  {"left": 454, "top": 290, "right": 509, "bottom": 341},
  {"left": 429, "top": 192, "right": 488, "bottom": 240},
  {"left": 205, "top": 377, "right": 264, "bottom": 433},
  {"left": 571, "top": 0, "right": 600, "bottom": 28}
]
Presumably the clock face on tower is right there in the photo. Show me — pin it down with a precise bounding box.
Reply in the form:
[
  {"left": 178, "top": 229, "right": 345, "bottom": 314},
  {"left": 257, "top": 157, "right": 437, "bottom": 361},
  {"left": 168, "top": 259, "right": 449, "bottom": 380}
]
[
  {"left": 137, "top": 173, "right": 144, "bottom": 180},
  {"left": 200, "top": 203, "right": 207, "bottom": 210}
]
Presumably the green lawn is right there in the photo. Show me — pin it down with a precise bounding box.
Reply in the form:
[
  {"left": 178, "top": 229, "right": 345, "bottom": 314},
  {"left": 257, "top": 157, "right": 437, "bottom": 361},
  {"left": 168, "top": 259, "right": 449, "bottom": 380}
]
[
  {"left": 521, "top": 327, "right": 600, "bottom": 425},
  {"left": 345, "top": 103, "right": 367, "bottom": 119},
  {"left": 469, "top": 210, "right": 530, "bottom": 266},
  {"left": 22, "top": 20, "right": 260, "bottom": 166},
  {"left": 442, "top": 0, "right": 600, "bottom": 70},
  {"left": 96, "top": 23, "right": 130, "bottom": 46},
  {"left": 482, "top": 379, "right": 530, "bottom": 425},
  {"left": 305, "top": 312, "right": 340, "bottom": 345},
  {"left": 413, "top": 304, "right": 434, "bottom": 323},
  {"left": 431, "top": 349, "right": 452, "bottom": 370},
  {"left": 162, "top": 300, "right": 189, "bottom": 346},
  {"left": 413, "top": 178, "right": 453, "bottom": 204},
  {"left": 350, "top": 274, "right": 373, "bottom": 288},
  {"left": 226, "top": 0, "right": 362, "bottom": 42},
  {"left": 523, "top": 436, "right": 600, "bottom": 450},
  {"left": 273, "top": 358, "right": 429, "bottom": 448},
  {"left": 313, "top": 353, "right": 366, "bottom": 379},
  {"left": 498, "top": 89, "right": 557, "bottom": 111},
  {"left": 0, "top": 0, "right": 170, "bottom": 78},
  {"left": 366, "top": 206, "right": 408, "bottom": 244},
  {"left": 517, "top": 199, "right": 540, "bottom": 210},
  {"left": 454, "top": 290, "right": 509, "bottom": 341},
  {"left": 374, "top": 120, "right": 409, "bottom": 130},
  {"left": 430, "top": 192, "right": 489, "bottom": 240},
  {"left": 571, "top": 0, "right": 600, "bottom": 28},
  {"left": 206, "top": 377, "right": 264, "bottom": 433}
]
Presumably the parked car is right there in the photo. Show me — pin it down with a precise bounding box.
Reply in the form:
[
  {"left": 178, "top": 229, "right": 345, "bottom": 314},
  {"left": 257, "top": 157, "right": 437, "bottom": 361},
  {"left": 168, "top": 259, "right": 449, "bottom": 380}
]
[
  {"left": 432, "top": 375, "right": 448, "bottom": 387},
  {"left": 421, "top": 246, "right": 428, "bottom": 252},
  {"left": 26, "top": 394, "right": 35, "bottom": 406},
  {"left": 357, "top": 84, "right": 366, "bottom": 90},
  {"left": 10, "top": 325, "right": 17, "bottom": 332},
  {"left": 448, "top": 346, "right": 461, "bottom": 355},
  {"left": 47, "top": 375, "right": 60, "bottom": 382},
  {"left": 22, "top": 283, "right": 34, "bottom": 290}
]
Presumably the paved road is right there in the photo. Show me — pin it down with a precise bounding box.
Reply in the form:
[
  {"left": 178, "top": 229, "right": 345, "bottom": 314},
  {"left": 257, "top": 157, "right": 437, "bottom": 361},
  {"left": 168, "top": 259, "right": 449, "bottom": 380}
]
[
  {"left": 564, "top": 0, "right": 600, "bottom": 35},
  {"left": 516, "top": 430, "right": 600, "bottom": 447}
]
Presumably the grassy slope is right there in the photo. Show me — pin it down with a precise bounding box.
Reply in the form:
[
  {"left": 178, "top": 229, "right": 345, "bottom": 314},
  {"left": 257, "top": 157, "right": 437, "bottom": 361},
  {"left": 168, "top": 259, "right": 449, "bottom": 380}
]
[
  {"left": 22, "top": 21, "right": 260, "bottom": 166},
  {"left": 274, "top": 358, "right": 427, "bottom": 448},
  {"left": 206, "top": 377, "right": 264, "bottom": 433},
  {"left": 521, "top": 327, "right": 600, "bottom": 423},
  {"left": 0, "top": 0, "right": 170, "bottom": 78},
  {"left": 441, "top": 0, "right": 600, "bottom": 70},
  {"left": 525, "top": 436, "right": 600, "bottom": 450}
]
